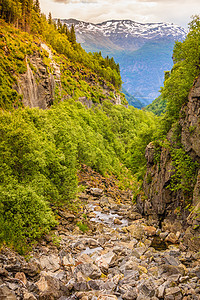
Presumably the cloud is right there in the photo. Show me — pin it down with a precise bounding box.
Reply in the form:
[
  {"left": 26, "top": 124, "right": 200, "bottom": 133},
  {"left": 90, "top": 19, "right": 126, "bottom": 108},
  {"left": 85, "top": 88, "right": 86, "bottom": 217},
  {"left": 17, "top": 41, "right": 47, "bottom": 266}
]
[
  {"left": 53, "top": 0, "right": 97, "bottom": 3},
  {"left": 40, "top": 0, "right": 200, "bottom": 28}
]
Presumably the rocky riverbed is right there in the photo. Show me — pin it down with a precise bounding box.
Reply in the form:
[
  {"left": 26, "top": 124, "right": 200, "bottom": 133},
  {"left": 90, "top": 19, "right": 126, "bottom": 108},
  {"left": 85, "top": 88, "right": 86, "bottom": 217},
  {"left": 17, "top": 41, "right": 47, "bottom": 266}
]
[{"left": 1, "top": 168, "right": 200, "bottom": 300}]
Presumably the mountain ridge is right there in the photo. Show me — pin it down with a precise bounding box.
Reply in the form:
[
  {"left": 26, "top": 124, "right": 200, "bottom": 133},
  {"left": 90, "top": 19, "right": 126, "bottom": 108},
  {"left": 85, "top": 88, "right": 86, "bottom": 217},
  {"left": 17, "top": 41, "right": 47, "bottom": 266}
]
[
  {"left": 62, "top": 19, "right": 186, "bottom": 40},
  {"left": 61, "top": 18, "right": 187, "bottom": 105}
]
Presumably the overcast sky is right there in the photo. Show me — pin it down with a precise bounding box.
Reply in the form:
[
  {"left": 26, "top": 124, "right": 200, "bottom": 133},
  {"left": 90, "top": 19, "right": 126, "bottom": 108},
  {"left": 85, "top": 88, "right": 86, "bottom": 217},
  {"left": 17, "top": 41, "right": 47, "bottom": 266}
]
[{"left": 40, "top": 0, "right": 200, "bottom": 28}]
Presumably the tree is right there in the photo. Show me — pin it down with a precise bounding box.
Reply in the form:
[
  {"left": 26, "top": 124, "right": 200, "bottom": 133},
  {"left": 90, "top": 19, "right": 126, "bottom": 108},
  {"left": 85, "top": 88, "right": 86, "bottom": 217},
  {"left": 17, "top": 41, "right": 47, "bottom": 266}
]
[
  {"left": 161, "top": 15, "right": 200, "bottom": 129},
  {"left": 48, "top": 12, "right": 52, "bottom": 24},
  {"left": 20, "top": 0, "right": 33, "bottom": 32},
  {"left": 33, "top": 0, "right": 40, "bottom": 13},
  {"left": 0, "top": 0, "right": 22, "bottom": 25},
  {"left": 69, "top": 24, "right": 76, "bottom": 44}
]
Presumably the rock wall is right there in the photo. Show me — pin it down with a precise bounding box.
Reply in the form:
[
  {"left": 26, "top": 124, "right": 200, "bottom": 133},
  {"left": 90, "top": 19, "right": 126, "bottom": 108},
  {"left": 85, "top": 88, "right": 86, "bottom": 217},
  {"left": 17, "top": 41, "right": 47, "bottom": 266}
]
[
  {"left": 15, "top": 44, "right": 61, "bottom": 109},
  {"left": 137, "top": 75, "right": 200, "bottom": 251}
]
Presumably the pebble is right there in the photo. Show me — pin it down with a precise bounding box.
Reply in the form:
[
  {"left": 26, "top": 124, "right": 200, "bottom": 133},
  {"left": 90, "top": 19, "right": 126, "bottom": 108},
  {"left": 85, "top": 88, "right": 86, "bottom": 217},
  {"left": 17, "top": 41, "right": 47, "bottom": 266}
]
[{"left": 1, "top": 190, "right": 200, "bottom": 300}]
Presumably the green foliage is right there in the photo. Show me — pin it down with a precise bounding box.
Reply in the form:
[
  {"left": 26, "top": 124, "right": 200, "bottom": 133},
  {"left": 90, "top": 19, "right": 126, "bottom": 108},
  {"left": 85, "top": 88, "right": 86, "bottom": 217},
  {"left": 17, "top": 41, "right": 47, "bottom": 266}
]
[
  {"left": 153, "top": 140, "right": 162, "bottom": 165},
  {"left": 161, "top": 16, "right": 200, "bottom": 129},
  {"left": 169, "top": 147, "right": 198, "bottom": 201},
  {"left": 0, "top": 184, "right": 56, "bottom": 253},
  {"left": 0, "top": 20, "right": 40, "bottom": 110},
  {"left": 0, "top": 1, "right": 163, "bottom": 253},
  {"left": 0, "top": 97, "right": 160, "bottom": 251},
  {"left": 0, "top": 0, "right": 122, "bottom": 93},
  {"left": 77, "top": 221, "right": 89, "bottom": 233},
  {"left": 122, "top": 87, "right": 143, "bottom": 109},
  {"left": 145, "top": 95, "right": 167, "bottom": 116}
]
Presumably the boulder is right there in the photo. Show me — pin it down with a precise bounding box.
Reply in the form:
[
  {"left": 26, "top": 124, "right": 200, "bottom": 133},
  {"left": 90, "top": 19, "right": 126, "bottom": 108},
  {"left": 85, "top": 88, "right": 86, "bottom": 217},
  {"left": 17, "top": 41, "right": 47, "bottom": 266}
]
[
  {"left": 123, "top": 223, "right": 144, "bottom": 240},
  {"left": 122, "top": 288, "right": 137, "bottom": 300},
  {"left": 74, "top": 263, "right": 102, "bottom": 280},
  {"left": 15, "top": 272, "right": 27, "bottom": 285},
  {"left": 39, "top": 254, "right": 60, "bottom": 272},
  {"left": 36, "top": 275, "right": 61, "bottom": 298},
  {"left": 90, "top": 188, "right": 104, "bottom": 197},
  {"left": 164, "top": 287, "right": 182, "bottom": 300},
  {"left": 0, "top": 285, "right": 17, "bottom": 300},
  {"left": 137, "top": 279, "right": 156, "bottom": 297},
  {"left": 144, "top": 226, "right": 157, "bottom": 236},
  {"left": 165, "top": 233, "right": 179, "bottom": 244},
  {"left": 62, "top": 253, "right": 75, "bottom": 267}
]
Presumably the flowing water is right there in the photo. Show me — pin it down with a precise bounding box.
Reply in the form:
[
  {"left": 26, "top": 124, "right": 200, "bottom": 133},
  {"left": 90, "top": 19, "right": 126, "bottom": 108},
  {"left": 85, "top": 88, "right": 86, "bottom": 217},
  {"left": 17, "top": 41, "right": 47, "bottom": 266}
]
[{"left": 88, "top": 203, "right": 129, "bottom": 229}]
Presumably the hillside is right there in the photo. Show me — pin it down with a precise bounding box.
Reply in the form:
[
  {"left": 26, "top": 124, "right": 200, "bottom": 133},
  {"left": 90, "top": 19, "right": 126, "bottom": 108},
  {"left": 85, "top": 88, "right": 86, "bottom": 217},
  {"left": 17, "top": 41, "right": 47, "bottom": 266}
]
[
  {"left": 0, "top": 2, "right": 200, "bottom": 299},
  {"left": 0, "top": 20, "right": 125, "bottom": 111},
  {"left": 138, "top": 16, "right": 200, "bottom": 251},
  {"left": 62, "top": 19, "right": 187, "bottom": 105},
  {"left": 0, "top": 3, "right": 159, "bottom": 252}
]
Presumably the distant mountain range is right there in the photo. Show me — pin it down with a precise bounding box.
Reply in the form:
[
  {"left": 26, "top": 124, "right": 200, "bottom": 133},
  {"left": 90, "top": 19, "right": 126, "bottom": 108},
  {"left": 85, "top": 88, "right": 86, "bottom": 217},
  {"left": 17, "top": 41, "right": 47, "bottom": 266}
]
[{"left": 61, "top": 19, "right": 187, "bottom": 106}]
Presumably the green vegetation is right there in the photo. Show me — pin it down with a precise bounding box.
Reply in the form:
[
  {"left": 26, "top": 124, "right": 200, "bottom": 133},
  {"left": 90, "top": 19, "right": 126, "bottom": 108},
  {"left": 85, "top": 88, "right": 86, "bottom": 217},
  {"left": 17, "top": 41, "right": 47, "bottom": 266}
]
[
  {"left": 169, "top": 147, "right": 198, "bottom": 202},
  {"left": 0, "top": 98, "right": 159, "bottom": 252},
  {"left": 1, "top": 0, "right": 200, "bottom": 252},
  {"left": 122, "top": 87, "right": 144, "bottom": 109},
  {"left": 77, "top": 221, "right": 89, "bottom": 233},
  {"left": 0, "top": 0, "right": 123, "bottom": 111},
  {"left": 145, "top": 95, "right": 166, "bottom": 116},
  {"left": 161, "top": 16, "right": 200, "bottom": 130}
]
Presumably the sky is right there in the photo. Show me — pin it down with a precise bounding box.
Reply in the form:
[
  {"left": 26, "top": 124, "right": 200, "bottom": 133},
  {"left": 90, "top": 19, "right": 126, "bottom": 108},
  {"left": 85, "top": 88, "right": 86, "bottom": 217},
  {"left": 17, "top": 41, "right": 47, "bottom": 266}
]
[{"left": 40, "top": 0, "right": 200, "bottom": 28}]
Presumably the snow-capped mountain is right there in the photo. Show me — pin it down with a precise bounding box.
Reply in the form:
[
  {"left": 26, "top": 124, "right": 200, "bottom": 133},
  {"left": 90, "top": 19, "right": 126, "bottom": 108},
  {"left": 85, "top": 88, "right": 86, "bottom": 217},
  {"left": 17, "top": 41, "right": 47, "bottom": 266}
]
[
  {"left": 65, "top": 19, "right": 186, "bottom": 40},
  {"left": 61, "top": 19, "right": 187, "bottom": 106}
]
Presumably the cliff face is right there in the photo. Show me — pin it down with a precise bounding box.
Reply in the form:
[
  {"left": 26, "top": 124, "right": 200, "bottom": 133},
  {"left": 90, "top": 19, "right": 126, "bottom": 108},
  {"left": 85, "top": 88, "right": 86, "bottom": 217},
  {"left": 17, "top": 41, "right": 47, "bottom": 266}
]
[
  {"left": 137, "top": 75, "right": 200, "bottom": 251},
  {"left": 15, "top": 44, "right": 61, "bottom": 109},
  {"left": 14, "top": 42, "right": 123, "bottom": 109}
]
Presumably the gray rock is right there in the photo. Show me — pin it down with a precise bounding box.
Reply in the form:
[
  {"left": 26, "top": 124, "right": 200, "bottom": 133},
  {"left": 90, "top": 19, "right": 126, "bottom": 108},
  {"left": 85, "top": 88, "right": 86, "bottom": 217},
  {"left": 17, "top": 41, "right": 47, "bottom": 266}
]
[
  {"left": 74, "top": 263, "right": 102, "bottom": 279},
  {"left": 119, "top": 271, "right": 139, "bottom": 286},
  {"left": 137, "top": 279, "right": 155, "bottom": 297},
  {"left": 164, "top": 287, "right": 182, "bottom": 300},
  {"left": 192, "top": 266, "right": 200, "bottom": 278},
  {"left": 0, "top": 285, "right": 17, "bottom": 300},
  {"left": 103, "top": 274, "right": 121, "bottom": 291},
  {"left": 162, "top": 255, "right": 180, "bottom": 266},
  {"left": 157, "top": 283, "right": 167, "bottom": 298},
  {"left": 90, "top": 188, "right": 104, "bottom": 196},
  {"left": 39, "top": 254, "right": 60, "bottom": 272},
  {"left": 159, "top": 264, "right": 184, "bottom": 277},
  {"left": 132, "top": 247, "right": 147, "bottom": 258},
  {"left": 122, "top": 288, "right": 137, "bottom": 299},
  {"left": 88, "top": 279, "right": 103, "bottom": 290},
  {"left": 73, "top": 281, "right": 89, "bottom": 291}
]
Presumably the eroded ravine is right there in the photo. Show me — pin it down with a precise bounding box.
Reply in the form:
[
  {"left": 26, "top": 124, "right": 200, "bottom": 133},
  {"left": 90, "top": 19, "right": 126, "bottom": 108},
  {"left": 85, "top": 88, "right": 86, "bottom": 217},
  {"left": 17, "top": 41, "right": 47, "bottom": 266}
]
[{"left": 1, "top": 173, "right": 200, "bottom": 300}]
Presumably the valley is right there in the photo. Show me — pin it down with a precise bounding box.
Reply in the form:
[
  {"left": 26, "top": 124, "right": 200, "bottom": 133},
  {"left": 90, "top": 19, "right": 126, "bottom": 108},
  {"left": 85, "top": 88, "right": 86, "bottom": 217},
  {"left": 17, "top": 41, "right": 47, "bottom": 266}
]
[
  {"left": 62, "top": 19, "right": 186, "bottom": 106},
  {"left": 0, "top": 2, "right": 200, "bottom": 299}
]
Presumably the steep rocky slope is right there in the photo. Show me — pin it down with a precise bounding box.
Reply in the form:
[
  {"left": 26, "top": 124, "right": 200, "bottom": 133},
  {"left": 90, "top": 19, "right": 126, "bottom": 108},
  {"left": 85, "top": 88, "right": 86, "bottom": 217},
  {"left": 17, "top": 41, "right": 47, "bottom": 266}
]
[
  {"left": 1, "top": 166, "right": 200, "bottom": 300},
  {"left": 137, "top": 75, "right": 200, "bottom": 251},
  {"left": 14, "top": 43, "right": 61, "bottom": 109},
  {"left": 0, "top": 21, "right": 125, "bottom": 111}
]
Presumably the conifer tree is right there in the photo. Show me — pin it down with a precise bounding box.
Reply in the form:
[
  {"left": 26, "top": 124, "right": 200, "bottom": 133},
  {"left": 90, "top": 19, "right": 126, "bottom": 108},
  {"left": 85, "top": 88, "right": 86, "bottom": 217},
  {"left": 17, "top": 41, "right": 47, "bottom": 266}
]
[
  {"left": 33, "top": 0, "right": 40, "bottom": 13},
  {"left": 48, "top": 12, "right": 52, "bottom": 24},
  {"left": 69, "top": 24, "right": 76, "bottom": 44},
  {"left": 57, "top": 18, "right": 61, "bottom": 31},
  {"left": 63, "top": 23, "right": 69, "bottom": 37},
  {"left": 20, "top": 0, "right": 33, "bottom": 32},
  {"left": 0, "top": 0, "right": 21, "bottom": 25}
]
